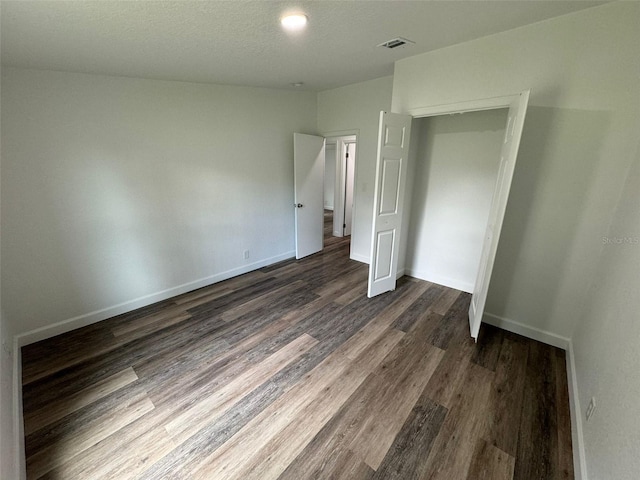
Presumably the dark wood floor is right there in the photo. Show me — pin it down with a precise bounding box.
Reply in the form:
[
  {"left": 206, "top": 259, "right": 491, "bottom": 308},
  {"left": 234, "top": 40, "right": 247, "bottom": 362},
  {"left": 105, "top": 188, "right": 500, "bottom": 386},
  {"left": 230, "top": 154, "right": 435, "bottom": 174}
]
[{"left": 21, "top": 213, "right": 573, "bottom": 479}]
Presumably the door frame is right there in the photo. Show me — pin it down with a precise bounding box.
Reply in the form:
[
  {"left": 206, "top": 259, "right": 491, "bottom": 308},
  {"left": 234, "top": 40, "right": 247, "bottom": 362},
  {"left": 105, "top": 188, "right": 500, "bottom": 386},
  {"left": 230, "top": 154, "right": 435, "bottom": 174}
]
[
  {"left": 322, "top": 129, "right": 359, "bottom": 257},
  {"left": 342, "top": 141, "right": 356, "bottom": 236},
  {"left": 332, "top": 135, "right": 357, "bottom": 238},
  {"left": 399, "top": 92, "right": 529, "bottom": 339},
  {"left": 407, "top": 94, "right": 519, "bottom": 118}
]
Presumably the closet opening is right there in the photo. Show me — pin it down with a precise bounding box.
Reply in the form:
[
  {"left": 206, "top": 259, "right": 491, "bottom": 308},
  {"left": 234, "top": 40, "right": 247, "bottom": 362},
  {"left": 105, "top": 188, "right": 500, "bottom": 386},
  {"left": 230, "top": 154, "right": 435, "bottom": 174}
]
[{"left": 367, "top": 91, "right": 530, "bottom": 339}]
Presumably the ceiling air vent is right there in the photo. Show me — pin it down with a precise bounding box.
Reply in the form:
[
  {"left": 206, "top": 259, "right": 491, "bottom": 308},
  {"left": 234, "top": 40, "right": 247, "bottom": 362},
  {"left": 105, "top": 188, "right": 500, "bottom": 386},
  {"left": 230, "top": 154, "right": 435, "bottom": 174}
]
[{"left": 377, "top": 37, "right": 415, "bottom": 49}]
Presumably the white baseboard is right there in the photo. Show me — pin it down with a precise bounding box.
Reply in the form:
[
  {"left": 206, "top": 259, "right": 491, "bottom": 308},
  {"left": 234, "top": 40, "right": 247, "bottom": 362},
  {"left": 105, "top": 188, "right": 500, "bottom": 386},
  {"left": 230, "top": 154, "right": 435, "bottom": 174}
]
[
  {"left": 482, "top": 312, "right": 570, "bottom": 350},
  {"left": 11, "top": 251, "right": 292, "bottom": 474},
  {"left": 16, "top": 251, "right": 295, "bottom": 347},
  {"left": 350, "top": 252, "right": 369, "bottom": 264},
  {"left": 566, "top": 340, "right": 587, "bottom": 480},
  {"left": 324, "top": 206, "right": 334, "bottom": 211},
  {"left": 483, "top": 313, "right": 584, "bottom": 477},
  {"left": 10, "top": 264, "right": 587, "bottom": 479},
  {"left": 404, "top": 269, "right": 474, "bottom": 294}
]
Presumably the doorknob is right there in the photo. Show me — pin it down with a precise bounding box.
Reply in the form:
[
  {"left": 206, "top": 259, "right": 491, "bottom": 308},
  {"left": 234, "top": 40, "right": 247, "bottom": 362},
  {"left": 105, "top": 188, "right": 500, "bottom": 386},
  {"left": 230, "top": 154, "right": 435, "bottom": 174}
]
[{"left": 295, "top": 203, "right": 304, "bottom": 208}]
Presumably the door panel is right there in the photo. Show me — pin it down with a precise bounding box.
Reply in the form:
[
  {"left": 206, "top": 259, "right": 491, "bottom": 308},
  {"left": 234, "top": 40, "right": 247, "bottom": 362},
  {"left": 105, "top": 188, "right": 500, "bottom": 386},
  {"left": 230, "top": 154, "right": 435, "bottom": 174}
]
[
  {"left": 385, "top": 124, "right": 406, "bottom": 147},
  {"left": 468, "top": 90, "right": 530, "bottom": 339},
  {"left": 368, "top": 112, "right": 412, "bottom": 298},
  {"left": 374, "top": 230, "right": 395, "bottom": 280},
  {"left": 379, "top": 158, "right": 402, "bottom": 214},
  {"left": 294, "top": 133, "right": 325, "bottom": 259}
]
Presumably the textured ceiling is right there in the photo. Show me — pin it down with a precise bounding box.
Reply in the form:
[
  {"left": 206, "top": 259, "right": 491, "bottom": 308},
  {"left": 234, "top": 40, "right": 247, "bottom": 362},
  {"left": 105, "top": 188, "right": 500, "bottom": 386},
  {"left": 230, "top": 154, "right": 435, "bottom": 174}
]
[{"left": 1, "top": 1, "right": 606, "bottom": 91}]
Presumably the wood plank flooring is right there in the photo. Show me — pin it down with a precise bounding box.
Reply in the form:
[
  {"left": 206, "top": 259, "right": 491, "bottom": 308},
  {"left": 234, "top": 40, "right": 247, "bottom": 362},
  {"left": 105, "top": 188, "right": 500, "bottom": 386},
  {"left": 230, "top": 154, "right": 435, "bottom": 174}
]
[{"left": 21, "top": 215, "right": 573, "bottom": 479}]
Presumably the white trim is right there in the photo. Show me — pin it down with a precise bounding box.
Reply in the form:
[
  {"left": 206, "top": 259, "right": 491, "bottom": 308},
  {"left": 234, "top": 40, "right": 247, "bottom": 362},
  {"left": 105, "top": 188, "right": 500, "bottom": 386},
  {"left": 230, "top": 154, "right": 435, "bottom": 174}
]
[
  {"left": 12, "top": 337, "right": 26, "bottom": 479},
  {"left": 407, "top": 94, "right": 517, "bottom": 118},
  {"left": 16, "top": 251, "right": 295, "bottom": 347},
  {"left": 372, "top": 94, "right": 585, "bottom": 476},
  {"left": 350, "top": 252, "right": 369, "bottom": 264},
  {"left": 404, "top": 269, "right": 474, "bottom": 294},
  {"left": 327, "top": 135, "right": 357, "bottom": 240},
  {"left": 9, "top": 259, "right": 586, "bottom": 480},
  {"left": 482, "top": 313, "right": 584, "bottom": 477},
  {"left": 321, "top": 129, "right": 359, "bottom": 258},
  {"left": 482, "top": 312, "right": 570, "bottom": 349},
  {"left": 567, "top": 340, "right": 588, "bottom": 480},
  {"left": 320, "top": 129, "right": 360, "bottom": 139}
]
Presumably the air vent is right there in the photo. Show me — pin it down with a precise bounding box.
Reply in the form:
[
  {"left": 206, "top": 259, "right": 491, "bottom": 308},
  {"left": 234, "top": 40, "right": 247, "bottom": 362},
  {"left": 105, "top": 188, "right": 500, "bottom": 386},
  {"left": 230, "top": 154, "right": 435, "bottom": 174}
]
[{"left": 377, "top": 37, "right": 415, "bottom": 49}]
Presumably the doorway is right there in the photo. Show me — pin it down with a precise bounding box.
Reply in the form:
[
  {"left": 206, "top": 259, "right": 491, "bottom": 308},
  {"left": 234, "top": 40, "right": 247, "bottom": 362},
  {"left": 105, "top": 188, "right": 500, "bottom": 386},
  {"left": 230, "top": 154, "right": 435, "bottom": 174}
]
[
  {"left": 404, "top": 109, "right": 508, "bottom": 293},
  {"left": 293, "top": 132, "right": 358, "bottom": 259},
  {"left": 324, "top": 135, "right": 357, "bottom": 249},
  {"left": 367, "top": 91, "right": 530, "bottom": 339}
]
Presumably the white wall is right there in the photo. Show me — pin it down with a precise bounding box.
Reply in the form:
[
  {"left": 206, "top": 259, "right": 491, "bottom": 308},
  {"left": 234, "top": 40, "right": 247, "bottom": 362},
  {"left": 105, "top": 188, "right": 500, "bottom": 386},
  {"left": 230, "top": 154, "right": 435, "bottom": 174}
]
[
  {"left": 0, "top": 311, "right": 17, "bottom": 480},
  {"left": 571, "top": 138, "right": 640, "bottom": 480},
  {"left": 324, "top": 143, "right": 336, "bottom": 210},
  {"left": 1, "top": 67, "right": 317, "bottom": 337},
  {"left": 392, "top": 1, "right": 640, "bottom": 339},
  {"left": 317, "top": 76, "right": 393, "bottom": 263},
  {"left": 394, "top": 3, "right": 640, "bottom": 478},
  {"left": 0, "top": 215, "right": 19, "bottom": 477},
  {"left": 405, "top": 110, "right": 506, "bottom": 293},
  {"left": 0, "top": 56, "right": 18, "bottom": 480}
]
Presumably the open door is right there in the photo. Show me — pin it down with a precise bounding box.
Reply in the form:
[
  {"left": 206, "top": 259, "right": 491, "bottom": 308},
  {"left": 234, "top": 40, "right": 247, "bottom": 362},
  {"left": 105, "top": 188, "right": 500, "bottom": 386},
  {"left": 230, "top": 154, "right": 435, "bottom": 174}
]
[
  {"left": 469, "top": 90, "right": 530, "bottom": 339},
  {"left": 294, "top": 133, "right": 325, "bottom": 259},
  {"left": 368, "top": 112, "right": 412, "bottom": 298}
]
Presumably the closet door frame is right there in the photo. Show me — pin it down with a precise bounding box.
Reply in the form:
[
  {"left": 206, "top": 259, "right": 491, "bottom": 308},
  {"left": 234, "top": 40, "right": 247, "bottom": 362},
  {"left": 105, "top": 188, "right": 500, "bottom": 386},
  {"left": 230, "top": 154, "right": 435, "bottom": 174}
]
[{"left": 403, "top": 90, "right": 530, "bottom": 340}]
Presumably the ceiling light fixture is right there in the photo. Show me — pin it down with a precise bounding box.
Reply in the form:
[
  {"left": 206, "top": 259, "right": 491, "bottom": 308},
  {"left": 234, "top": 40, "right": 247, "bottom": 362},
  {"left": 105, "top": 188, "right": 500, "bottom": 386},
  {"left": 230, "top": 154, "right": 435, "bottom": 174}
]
[{"left": 281, "top": 13, "right": 308, "bottom": 31}]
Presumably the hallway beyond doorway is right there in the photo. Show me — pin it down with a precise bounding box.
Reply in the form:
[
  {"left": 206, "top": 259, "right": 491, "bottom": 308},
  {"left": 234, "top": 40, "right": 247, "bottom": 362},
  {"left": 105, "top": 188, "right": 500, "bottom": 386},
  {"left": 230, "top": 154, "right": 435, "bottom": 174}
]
[{"left": 324, "top": 209, "right": 349, "bottom": 250}]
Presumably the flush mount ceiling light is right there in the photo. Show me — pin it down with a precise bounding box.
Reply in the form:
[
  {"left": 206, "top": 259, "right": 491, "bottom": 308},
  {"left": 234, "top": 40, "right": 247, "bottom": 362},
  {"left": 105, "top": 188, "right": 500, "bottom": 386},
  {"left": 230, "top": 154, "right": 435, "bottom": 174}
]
[{"left": 281, "top": 13, "right": 308, "bottom": 31}]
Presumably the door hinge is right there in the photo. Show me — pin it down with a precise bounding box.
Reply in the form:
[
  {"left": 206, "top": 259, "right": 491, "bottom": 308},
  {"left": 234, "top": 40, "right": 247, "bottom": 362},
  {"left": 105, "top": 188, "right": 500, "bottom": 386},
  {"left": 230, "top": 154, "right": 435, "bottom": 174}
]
[{"left": 343, "top": 224, "right": 346, "bottom": 228}]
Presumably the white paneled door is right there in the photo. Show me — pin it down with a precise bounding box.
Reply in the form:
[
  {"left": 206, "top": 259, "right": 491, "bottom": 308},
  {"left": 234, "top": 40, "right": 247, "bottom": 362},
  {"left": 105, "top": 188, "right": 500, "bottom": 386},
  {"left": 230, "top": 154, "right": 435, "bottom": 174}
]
[
  {"left": 294, "top": 133, "right": 325, "bottom": 259},
  {"left": 368, "top": 112, "right": 412, "bottom": 298},
  {"left": 468, "top": 90, "right": 530, "bottom": 339}
]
